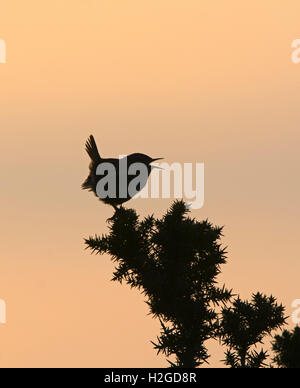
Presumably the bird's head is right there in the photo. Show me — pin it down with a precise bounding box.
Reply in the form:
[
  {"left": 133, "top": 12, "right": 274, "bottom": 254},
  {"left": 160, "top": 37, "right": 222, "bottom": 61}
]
[{"left": 128, "top": 153, "right": 163, "bottom": 167}]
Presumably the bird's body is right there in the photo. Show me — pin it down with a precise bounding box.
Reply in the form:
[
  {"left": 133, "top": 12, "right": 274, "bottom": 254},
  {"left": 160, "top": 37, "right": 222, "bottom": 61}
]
[{"left": 82, "top": 135, "right": 162, "bottom": 211}]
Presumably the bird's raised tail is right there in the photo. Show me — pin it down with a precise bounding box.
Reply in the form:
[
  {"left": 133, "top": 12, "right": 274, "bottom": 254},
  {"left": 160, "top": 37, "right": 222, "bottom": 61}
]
[{"left": 85, "top": 135, "right": 101, "bottom": 162}]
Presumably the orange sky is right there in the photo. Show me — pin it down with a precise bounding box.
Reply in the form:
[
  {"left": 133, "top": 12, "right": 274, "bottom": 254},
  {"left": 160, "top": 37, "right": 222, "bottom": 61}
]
[{"left": 0, "top": 0, "right": 299, "bottom": 367}]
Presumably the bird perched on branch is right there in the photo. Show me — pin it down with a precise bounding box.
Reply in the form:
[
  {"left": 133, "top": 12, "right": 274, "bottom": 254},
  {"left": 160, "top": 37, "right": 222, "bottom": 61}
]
[{"left": 82, "top": 135, "right": 163, "bottom": 213}]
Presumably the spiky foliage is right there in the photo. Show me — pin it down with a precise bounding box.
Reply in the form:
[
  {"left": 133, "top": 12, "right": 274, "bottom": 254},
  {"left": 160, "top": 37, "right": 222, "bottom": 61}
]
[
  {"left": 85, "top": 200, "right": 232, "bottom": 367},
  {"left": 219, "top": 293, "right": 286, "bottom": 368},
  {"left": 272, "top": 326, "right": 300, "bottom": 368}
]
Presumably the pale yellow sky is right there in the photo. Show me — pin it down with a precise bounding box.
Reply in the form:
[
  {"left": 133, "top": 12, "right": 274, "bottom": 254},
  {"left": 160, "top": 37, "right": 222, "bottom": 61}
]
[{"left": 0, "top": 0, "right": 299, "bottom": 367}]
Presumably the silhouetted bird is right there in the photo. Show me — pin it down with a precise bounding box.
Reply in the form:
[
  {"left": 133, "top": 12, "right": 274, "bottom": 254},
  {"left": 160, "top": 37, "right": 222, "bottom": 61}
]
[{"left": 82, "top": 135, "right": 163, "bottom": 212}]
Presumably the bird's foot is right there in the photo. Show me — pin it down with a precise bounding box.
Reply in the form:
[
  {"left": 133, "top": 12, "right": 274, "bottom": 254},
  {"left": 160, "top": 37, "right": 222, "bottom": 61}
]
[
  {"left": 106, "top": 205, "right": 123, "bottom": 223},
  {"left": 106, "top": 214, "right": 116, "bottom": 223}
]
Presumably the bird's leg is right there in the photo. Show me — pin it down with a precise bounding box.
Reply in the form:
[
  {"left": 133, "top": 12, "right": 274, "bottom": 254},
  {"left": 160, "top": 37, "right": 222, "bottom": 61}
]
[{"left": 106, "top": 204, "right": 119, "bottom": 223}]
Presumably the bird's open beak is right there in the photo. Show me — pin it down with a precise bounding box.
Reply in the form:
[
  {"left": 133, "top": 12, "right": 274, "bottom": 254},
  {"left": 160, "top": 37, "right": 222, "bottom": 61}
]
[
  {"left": 150, "top": 158, "right": 164, "bottom": 170},
  {"left": 152, "top": 165, "right": 164, "bottom": 170}
]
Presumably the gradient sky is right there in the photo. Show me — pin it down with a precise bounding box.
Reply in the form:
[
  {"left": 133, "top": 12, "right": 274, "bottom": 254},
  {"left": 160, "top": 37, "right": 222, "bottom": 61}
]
[{"left": 0, "top": 0, "right": 299, "bottom": 367}]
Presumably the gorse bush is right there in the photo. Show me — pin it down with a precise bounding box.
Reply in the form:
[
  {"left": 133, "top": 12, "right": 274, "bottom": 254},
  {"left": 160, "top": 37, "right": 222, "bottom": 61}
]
[
  {"left": 272, "top": 326, "right": 300, "bottom": 368},
  {"left": 85, "top": 201, "right": 288, "bottom": 368}
]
